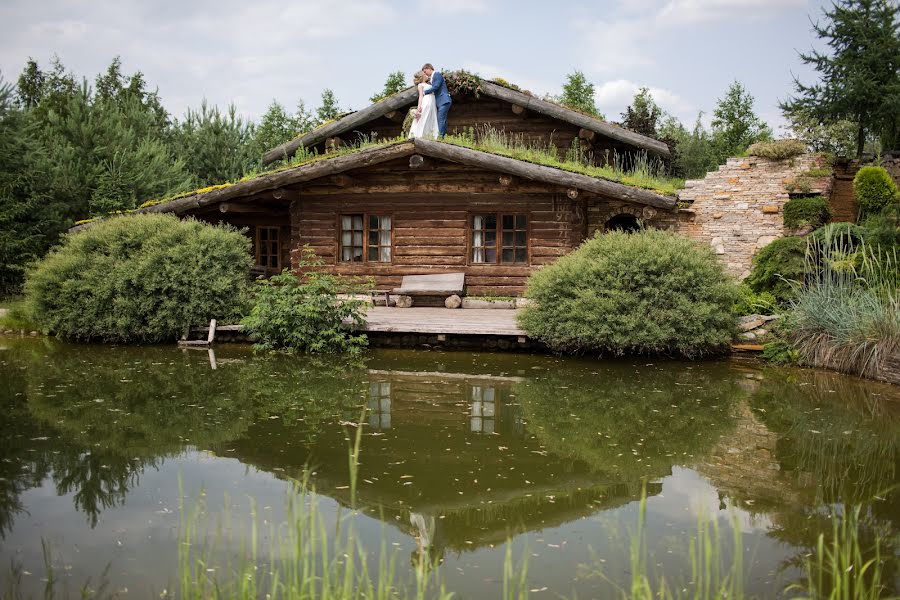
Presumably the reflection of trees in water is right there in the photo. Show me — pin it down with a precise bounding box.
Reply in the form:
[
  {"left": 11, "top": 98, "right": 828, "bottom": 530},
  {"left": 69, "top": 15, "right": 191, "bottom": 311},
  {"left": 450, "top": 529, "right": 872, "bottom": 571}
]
[
  {"left": 750, "top": 368, "right": 900, "bottom": 511},
  {"left": 749, "top": 368, "right": 900, "bottom": 596},
  {"left": 0, "top": 341, "right": 369, "bottom": 532},
  {"left": 515, "top": 363, "right": 745, "bottom": 478}
]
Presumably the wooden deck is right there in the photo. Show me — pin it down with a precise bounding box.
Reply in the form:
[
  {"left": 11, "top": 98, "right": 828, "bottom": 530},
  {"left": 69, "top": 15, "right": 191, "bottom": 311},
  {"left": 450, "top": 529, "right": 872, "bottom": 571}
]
[{"left": 363, "top": 307, "right": 526, "bottom": 337}]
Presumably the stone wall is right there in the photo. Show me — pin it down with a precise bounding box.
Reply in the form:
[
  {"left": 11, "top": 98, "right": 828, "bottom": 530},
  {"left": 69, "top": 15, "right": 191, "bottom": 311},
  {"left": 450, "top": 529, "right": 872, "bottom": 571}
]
[{"left": 675, "top": 154, "right": 832, "bottom": 278}]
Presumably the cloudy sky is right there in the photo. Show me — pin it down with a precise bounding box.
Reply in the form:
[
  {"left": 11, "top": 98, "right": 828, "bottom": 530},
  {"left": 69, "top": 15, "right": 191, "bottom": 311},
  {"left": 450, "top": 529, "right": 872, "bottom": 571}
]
[{"left": 1, "top": 0, "right": 830, "bottom": 131}]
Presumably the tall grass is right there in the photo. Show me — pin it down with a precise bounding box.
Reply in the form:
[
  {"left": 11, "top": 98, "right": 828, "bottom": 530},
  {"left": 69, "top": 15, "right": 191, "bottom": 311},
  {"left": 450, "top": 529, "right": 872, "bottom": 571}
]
[
  {"left": 788, "top": 228, "right": 900, "bottom": 379},
  {"left": 589, "top": 491, "right": 747, "bottom": 600},
  {"left": 443, "top": 125, "right": 684, "bottom": 196},
  {"left": 176, "top": 415, "right": 457, "bottom": 600},
  {"left": 787, "top": 505, "right": 894, "bottom": 600}
]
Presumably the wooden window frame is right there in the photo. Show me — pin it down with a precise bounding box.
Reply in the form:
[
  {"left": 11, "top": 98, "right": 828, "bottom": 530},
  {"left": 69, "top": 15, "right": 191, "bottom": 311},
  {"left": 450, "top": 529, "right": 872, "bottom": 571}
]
[
  {"left": 467, "top": 212, "right": 530, "bottom": 266},
  {"left": 255, "top": 226, "right": 281, "bottom": 272},
  {"left": 337, "top": 213, "right": 394, "bottom": 264}
]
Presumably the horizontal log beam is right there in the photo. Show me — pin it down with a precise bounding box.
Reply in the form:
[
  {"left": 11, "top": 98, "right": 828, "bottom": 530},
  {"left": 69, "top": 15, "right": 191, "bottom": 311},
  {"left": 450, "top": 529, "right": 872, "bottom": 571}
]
[
  {"left": 262, "top": 87, "right": 419, "bottom": 165},
  {"left": 137, "top": 142, "right": 415, "bottom": 217}
]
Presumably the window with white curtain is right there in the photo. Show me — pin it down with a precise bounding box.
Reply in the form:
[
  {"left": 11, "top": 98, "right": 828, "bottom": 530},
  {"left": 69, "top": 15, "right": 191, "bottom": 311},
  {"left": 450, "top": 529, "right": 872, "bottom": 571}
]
[
  {"left": 340, "top": 214, "right": 392, "bottom": 263},
  {"left": 471, "top": 214, "right": 527, "bottom": 264}
]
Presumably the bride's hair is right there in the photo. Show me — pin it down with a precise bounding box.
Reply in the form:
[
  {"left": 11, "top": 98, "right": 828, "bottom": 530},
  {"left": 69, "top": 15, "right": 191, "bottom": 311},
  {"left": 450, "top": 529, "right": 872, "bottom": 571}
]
[{"left": 413, "top": 71, "right": 428, "bottom": 85}]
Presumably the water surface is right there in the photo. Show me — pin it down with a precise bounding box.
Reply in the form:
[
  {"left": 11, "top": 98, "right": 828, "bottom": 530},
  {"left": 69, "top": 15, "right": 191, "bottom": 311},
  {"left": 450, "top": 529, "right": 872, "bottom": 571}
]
[{"left": 1, "top": 338, "right": 898, "bottom": 597}]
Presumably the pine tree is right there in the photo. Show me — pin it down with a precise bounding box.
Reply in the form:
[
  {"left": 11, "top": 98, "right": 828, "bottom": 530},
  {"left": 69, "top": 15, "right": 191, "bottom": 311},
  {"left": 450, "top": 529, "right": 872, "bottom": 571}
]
[
  {"left": 316, "top": 89, "right": 341, "bottom": 124},
  {"left": 370, "top": 71, "right": 407, "bottom": 103},
  {"left": 782, "top": 0, "right": 900, "bottom": 157},
  {"left": 247, "top": 99, "right": 317, "bottom": 165},
  {"left": 173, "top": 101, "right": 254, "bottom": 187},
  {"left": 558, "top": 71, "right": 601, "bottom": 117},
  {"left": 711, "top": 81, "right": 771, "bottom": 160},
  {"left": 621, "top": 87, "right": 662, "bottom": 138}
]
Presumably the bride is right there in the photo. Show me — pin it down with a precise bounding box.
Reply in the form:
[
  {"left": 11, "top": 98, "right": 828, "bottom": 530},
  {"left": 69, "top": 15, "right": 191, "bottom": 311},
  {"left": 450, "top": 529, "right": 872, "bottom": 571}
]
[{"left": 408, "top": 70, "right": 439, "bottom": 139}]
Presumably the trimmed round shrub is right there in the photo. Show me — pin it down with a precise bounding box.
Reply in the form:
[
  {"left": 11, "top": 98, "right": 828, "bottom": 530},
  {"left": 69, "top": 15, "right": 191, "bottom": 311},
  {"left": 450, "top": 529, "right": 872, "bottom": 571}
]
[
  {"left": 745, "top": 236, "right": 807, "bottom": 303},
  {"left": 25, "top": 213, "right": 252, "bottom": 342},
  {"left": 783, "top": 195, "right": 831, "bottom": 229},
  {"left": 853, "top": 166, "right": 899, "bottom": 216},
  {"left": 518, "top": 230, "right": 738, "bottom": 357}
]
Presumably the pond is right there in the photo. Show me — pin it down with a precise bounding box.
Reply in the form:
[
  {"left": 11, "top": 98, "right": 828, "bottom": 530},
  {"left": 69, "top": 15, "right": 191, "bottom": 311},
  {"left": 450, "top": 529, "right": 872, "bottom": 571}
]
[{"left": 0, "top": 337, "right": 898, "bottom": 598}]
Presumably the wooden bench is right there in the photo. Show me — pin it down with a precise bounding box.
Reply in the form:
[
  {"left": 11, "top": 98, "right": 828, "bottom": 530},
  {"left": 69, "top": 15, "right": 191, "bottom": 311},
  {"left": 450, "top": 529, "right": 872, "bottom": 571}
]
[{"left": 391, "top": 273, "right": 465, "bottom": 306}]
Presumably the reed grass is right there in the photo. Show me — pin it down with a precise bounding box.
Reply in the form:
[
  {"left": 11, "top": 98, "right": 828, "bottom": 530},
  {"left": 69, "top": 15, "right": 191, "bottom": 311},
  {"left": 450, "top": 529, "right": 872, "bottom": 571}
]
[
  {"left": 788, "top": 228, "right": 900, "bottom": 379},
  {"left": 786, "top": 505, "right": 894, "bottom": 600}
]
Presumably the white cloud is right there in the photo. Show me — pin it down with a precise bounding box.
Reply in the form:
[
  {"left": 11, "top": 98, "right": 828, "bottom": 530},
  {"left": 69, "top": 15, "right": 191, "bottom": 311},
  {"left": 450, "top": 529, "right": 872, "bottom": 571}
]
[
  {"left": 0, "top": 0, "right": 397, "bottom": 120},
  {"left": 595, "top": 79, "right": 694, "bottom": 122},
  {"left": 658, "top": 0, "right": 806, "bottom": 26},
  {"left": 460, "top": 60, "right": 556, "bottom": 97},
  {"left": 577, "top": 0, "right": 805, "bottom": 73},
  {"left": 418, "top": 0, "right": 489, "bottom": 15}
]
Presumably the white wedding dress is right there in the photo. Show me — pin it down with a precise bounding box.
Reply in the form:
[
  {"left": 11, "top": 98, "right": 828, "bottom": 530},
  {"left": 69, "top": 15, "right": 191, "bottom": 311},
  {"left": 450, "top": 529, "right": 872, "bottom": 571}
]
[{"left": 408, "top": 83, "right": 439, "bottom": 139}]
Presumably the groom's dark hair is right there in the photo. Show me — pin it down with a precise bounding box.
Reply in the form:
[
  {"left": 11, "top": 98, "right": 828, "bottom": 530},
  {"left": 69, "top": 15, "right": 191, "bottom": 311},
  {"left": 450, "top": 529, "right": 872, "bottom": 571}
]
[{"left": 422, "top": 63, "right": 434, "bottom": 71}]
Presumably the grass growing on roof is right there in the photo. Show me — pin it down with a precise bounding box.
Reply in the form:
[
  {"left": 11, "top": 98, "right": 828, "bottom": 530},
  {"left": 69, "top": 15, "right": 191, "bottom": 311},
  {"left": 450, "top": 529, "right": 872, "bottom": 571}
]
[{"left": 443, "top": 126, "right": 683, "bottom": 196}]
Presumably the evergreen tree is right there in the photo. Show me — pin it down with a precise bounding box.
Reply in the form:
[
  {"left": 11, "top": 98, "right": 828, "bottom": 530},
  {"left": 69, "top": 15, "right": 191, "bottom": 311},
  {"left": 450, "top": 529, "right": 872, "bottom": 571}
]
[
  {"left": 0, "top": 76, "right": 58, "bottom": 295},
  {"left": 711, "top": 81, "right": 771, "bottom": 160},
  {"left": 621, "top": 87, "right": 662, "bottom": 138},
  {"left": 246, "top": 99, "right": 317, "bottom": 166},
  {"left": 316, "top": 89, "right": 341, "bottom": 124},
  {"left": 558, "top": 71, "right": 601, "bottom": 117},
  {"left": 173, "top": 101, "right": 254, "bottom": 187},
  {"left": 370, "top": 71, "right": 407, "bottom": 103},
  {"left": 15, "top": 59, "right": 44, "bottom": 109},
  {"left": 16, "top": 56, "right": 78, "bottom": 122},
  {"left": 781, "top": 0, "right": 900, "bottom": 157}
]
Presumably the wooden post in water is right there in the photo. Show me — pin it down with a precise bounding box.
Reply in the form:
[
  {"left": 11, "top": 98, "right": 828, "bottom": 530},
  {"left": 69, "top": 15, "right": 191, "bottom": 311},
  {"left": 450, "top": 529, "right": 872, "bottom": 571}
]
[{"left": 207, "top": 319, "right": 217, "bottom": 345}]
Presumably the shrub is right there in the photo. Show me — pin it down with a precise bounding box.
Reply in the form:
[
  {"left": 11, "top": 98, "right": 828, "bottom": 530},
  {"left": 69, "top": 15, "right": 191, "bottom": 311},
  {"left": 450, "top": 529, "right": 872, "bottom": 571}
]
[
  {"left": 25, "top": 214, "right": 251, "bottom": 342},
  {"left": 733, "top": 284, "right": 779, "bottom": 316},
  {"left": 518, "top": 230, "right": 737, "bottom": 357},
  {"left": 241, "top": 248, "right": 368, "bottom": 354},
  {"left": 745, "top": 236, "right": 807, "bottom": 303},
  {"left": 853, "top": 166, "right": 899, "bottom": 216},
  {"left": 783, "top": 196, "right": 831, "bottom": 229},
  {"left": 761, "top": 340, "right": 799, "bottom": 364},
  {"left": 746, "top": 139, "right": 807, "bottom": 160}
]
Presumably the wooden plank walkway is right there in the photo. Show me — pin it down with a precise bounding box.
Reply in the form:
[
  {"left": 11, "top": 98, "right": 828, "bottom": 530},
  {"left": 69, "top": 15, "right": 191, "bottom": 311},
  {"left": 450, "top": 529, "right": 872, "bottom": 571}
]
[{"left": 362, "top": 307, "right": 526, "bottom": 336}]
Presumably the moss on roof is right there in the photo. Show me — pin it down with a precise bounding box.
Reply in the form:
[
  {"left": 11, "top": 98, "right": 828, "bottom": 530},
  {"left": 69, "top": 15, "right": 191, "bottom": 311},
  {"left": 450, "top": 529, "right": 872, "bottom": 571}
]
[{"left": 75, "top": 129, "right": 680, "bottom": 230}]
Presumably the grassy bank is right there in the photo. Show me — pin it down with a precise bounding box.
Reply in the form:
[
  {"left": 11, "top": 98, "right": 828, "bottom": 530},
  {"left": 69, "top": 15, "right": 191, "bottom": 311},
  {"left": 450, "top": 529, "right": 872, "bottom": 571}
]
[{"left": 0, "top": 297, "right": 39, "bottom": 332}]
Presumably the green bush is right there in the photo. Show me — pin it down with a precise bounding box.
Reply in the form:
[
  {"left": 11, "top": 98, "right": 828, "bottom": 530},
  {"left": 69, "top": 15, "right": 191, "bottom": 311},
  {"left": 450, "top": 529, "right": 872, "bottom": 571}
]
[
  {"left": 518, "top": 230, "right": 737, "bottom": 357},
  {"left": 733, "top": 284, "right": 779, "bottom": 316},
  {"left": 746, "top": 139, "right": 807, "bottom": 160},
  {"left": 25, "top": 214, "right": 251, "bottom": 342},
  {"left": 241, "top": 248, "right": 368, "bottom": 354},
  {"left": 761, "top": 340, "right": 799, "bottom": 365},
  {"left": 853, "top": 166, "right": 899, "bottom": 216},
  {"left": 783, "top": 196, "right": 831, "bottom": 229},
  {"left": 746, "top": 236, "right": 807, "bottom": 303}
]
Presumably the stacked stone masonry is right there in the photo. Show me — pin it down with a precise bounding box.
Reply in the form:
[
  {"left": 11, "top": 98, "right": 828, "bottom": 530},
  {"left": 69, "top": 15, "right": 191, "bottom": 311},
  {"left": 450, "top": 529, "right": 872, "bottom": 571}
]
[{"left": 675, "top": 154, "right": 832, "bottom": 278}]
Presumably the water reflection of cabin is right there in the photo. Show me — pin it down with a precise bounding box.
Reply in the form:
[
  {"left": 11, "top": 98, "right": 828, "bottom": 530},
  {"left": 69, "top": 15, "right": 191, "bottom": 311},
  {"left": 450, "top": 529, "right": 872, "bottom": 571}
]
[
  {"left": 223, "top": 368, "right": 664, "bottom": 556},
  {"left": 119, "top": 78, "right": 678, "bottom": 295}
]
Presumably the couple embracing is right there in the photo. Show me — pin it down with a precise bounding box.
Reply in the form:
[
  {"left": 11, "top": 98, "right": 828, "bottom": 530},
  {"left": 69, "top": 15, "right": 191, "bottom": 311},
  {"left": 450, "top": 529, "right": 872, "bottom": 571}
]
[{"left": 408, "top": 63, "right": 452, "bottom": 140}]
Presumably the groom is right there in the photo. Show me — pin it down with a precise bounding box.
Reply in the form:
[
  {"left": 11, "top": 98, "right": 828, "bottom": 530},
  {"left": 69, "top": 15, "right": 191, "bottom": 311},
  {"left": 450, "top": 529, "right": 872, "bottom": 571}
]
[{"left": 422, "top": 63, "right": 451, "bottom": 137}]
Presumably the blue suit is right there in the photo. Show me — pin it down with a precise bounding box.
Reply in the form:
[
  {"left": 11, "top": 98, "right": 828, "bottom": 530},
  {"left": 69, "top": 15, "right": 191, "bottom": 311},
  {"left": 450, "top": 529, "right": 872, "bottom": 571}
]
[{"left": 424, "top": 71, "right": 452, "bottom": 137}]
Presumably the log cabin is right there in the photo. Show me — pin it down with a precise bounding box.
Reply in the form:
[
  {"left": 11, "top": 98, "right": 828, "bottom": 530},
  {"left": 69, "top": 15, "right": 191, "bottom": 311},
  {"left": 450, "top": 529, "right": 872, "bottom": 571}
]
[{"left": 73, "top": 74, "right": 682, "bottom": 297}]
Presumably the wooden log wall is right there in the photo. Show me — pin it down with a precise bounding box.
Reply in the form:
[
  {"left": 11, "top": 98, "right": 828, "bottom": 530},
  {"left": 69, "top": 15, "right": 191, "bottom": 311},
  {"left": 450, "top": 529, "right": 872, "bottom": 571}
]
[
  {"left": 290, "top": 160, "right": 587, "bottom": 296},
  {"left": 313, "top": 97, "right": 629, "bottom": 166}
]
